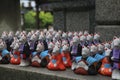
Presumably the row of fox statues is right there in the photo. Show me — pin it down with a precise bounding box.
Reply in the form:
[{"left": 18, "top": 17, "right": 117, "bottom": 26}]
[{"left": 0, "top": 28, "right": 119, "bottom": 80}]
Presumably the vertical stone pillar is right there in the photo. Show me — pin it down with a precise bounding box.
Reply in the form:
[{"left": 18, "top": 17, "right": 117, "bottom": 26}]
[
  {"left": 0, "top": 0, "right": 21, "bottom": 34},
  {"left": 53, "top": 10, "right": 65, "bottom": 31}
]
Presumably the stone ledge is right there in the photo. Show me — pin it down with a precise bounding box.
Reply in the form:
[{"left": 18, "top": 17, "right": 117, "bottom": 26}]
[
  {"left": 41, "top": 0, "right": 95, "bottom": 11},
  {"left": 95, "top": 25, "right": 120, "bottom": 41},
  {"left": 95, "top": 0, "right": 120, "bottom": 23},
  {"left": 0, "top": 64, "right": 111, "bottom": 80}
]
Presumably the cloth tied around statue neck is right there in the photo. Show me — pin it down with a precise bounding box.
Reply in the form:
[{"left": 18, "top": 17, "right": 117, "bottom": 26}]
[
  {"left": 2, "top": 49, "right": 9, "bottom": 57},
  {"left": 19, "top": 44, "right": 24, "bottom": 51},
  {"left": 71, "top": 45, "right": 78, "bottom": 55},
  {"left": 86, "top": 56, "right": 97, "bottom": 66}
]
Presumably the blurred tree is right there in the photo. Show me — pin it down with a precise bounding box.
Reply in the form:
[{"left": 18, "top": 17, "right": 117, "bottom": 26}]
[
  {"left": 24, "top": 10, "right": 53, "bottom": 29},
  {"left": 24, "top": 10, "right": 36, "bottom": 29},
  {"left": 39, "top": 11, "right": 53, "bottom": 28}
]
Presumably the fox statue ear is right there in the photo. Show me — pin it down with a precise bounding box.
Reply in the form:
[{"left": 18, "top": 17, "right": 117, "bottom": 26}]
[
  {"left": 113, "top": 36, "right": 117, "bottom": 39},
  {"left": 38, "top": 41, "right": 41, "bottom": 44},
  {"left": 94, "top": 32, "right": 97, "bottom": 35},
  {"left": 34, "top": 34, "right": 37, "bottom": 36},
  {"left": 97, "top": 32, "right": 100, "bottom": 35},
  {"left": 82, "top": 46, "right": 84, "bottom": 48},
  {"left": 101, "top": 43, "right": 104, "bottom": 45},
  {"left": 90, "top": 34, "right": 93, "bottom": 36},
  {"left": 87, "top": 46, "right": 90, "bottom": 49},
  {"left": 94, "top": 44, "right": 98, "bottom": 47},
  {"left": 105, "top": 48, "right": 108, "bottom": 50},
  {"left": 108, "top": 41, "right": 111, "bottom": 44}
]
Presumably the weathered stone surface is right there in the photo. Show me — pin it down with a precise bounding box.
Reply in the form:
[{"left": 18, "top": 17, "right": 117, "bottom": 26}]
[
  {"left": 45, "top": 0, "right": 95, "bottom": 32},
  {"left": 95, "top": 0, "right": 120, "bottom": 24},
  {"left": 53, "top": 11, "right": 65, "bottom": 31},
  {"left": 41, "top": 0, "right": 95, "bottom": 11},
  {"left": 66, "top": 11, "right": 89, "bottom": 31},
  {"left": 0, "top": 64, "right": 111, "bottom": 80},
  {"left": 95, "top": 25, "right": 120, "bottom": 41},
  {"left": 0, "top": 0, "right": 20, "bottom": 34}
]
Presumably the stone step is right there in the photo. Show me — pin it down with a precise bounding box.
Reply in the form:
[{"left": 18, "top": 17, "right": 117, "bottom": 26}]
[{"left": 0, "top": 64, "right": 111, "bottom": 80}]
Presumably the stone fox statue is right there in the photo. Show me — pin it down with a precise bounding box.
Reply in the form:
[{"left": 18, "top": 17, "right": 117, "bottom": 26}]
[
  {"left": 0, "top": 39, "right": 10, "bottom": 64},
  {"left": 70, "top": 36, "right": 82, "bottom": 60},
  {"left": 10, "top": 41, "right": 21, "bottom": 65},
  {"left": 29, "top": 34, "right": 38, "bottom": 53},
  {"left": 61, "top": 44, "right": 72, "bottom": 68},
  {"left": 6, "top": 31, "right": 14, "bottom": 51},
  {"left": 31, "top": 42, "right": 43, "bottom": 67},
  {"left": 99, "top": 47, "right": 112, "bottom": 76},
  {"left": 19, "top": 34, "right": 31, "bottom": 66},
  {"left": 31, "top": 42, "right": 50, "bottom": 67},
  {"left": 110, "top": 37, "right": 120, "bottom": 80},
  {"left": 47, "top": 46, "right": 66, "bottom": 71},
  {"left": 71, "top": 46, "right": 89, "bottom": 75}
]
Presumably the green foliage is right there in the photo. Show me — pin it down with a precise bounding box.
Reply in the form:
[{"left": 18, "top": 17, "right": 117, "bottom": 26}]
[
  {"left": 24, "top": 10, "right": 36, "bottom": 29},
  {"left": 39, "top": 11, "right": 53, "bottom": 28},
  {"left": 24, "top": 10, "right": 53, "bottom": 29}
]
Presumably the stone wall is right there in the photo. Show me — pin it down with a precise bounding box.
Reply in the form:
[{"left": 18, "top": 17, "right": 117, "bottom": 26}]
[
  {"left": 44, "top": 0, "right": 95, "bottom": 32},
  {"left": 95, "top": 0, "right": 120, "bottom": 25},
  {"left": 41, "top": 0, "right": 120, "bottom": 40},
  {"left": 53, "top": 11, "right": 65, "bottom": 31},
  {"left": 0, "top": 0, "right": 21, "bottom": 34},
  {"left": 95, "top": 0, "right": 120, "bottom": 40},
  {"left": 66, "top": 11, "right": 89, "bottom": 31},
  {"left": 95, "top": 25, "right": 120, "bottom": 41}
]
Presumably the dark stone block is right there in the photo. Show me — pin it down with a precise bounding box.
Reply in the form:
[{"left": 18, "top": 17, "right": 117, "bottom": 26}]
[
  {"left": 66, "top": 11, "right": 90, "bottom": 31},
  {"left": 95, "top": 0, "right": 120, "bottom": 25},
  {"left": 41, "top": 0, "right": 95, "bottom": 11},
  {"left": 95, "top": 25, "right": 120, "bottom": 41},
  {"left": 47, "top": 0, "right": 95, "bottom": 32},
  {"left": 53, "top": 11, "right": 65, "bottom": 31}
]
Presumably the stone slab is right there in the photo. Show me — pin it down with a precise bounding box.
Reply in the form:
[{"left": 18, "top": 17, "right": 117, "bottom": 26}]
[
  {"left": 95, "top": 25, "right": 120, "bottom": 41},
  {"left": 0, "top": 64, "right": 111, "bottom": 80},
  {"left": 66, "top": 11, "right": 89, "bottom": 31},
  {"left": 95, "top": 0, "right": 120, "bottom": 25}
]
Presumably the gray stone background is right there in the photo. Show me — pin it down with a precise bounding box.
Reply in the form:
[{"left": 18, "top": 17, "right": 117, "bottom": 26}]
[
  {"left": 66, "top": 11, "right": 89, "bottom": 31},
  {"left": 0, "top": 0, "right": 21, "bottom": 35},
  {"left": 95, "top": 0, "right": 120, "bottom": 40},
  {"left": 45, "top": 0, "right": 120, "bottom": 41},
  {"left": 0, "top": 0, "right": 119, "bottom": 40}
]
